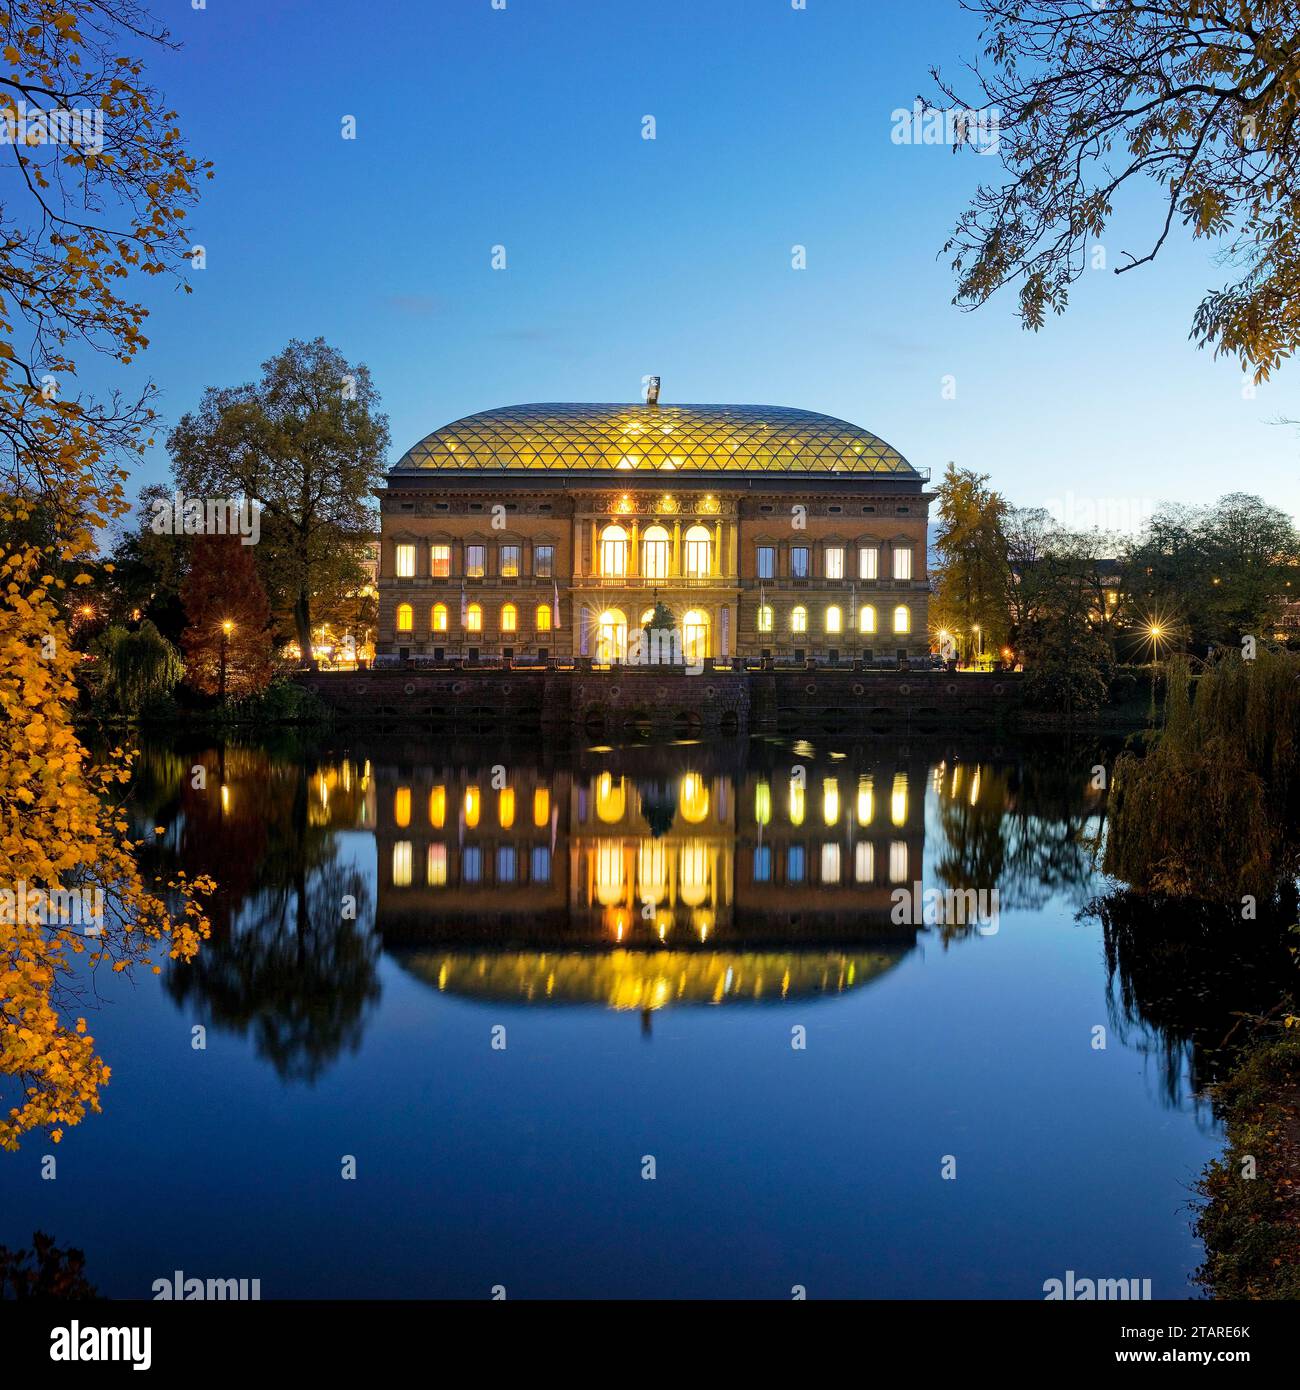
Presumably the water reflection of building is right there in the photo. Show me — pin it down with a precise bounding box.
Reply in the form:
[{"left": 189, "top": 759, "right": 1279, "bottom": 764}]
[{"left": 368, "top": 746, "right": 928, "bottom": 1009}]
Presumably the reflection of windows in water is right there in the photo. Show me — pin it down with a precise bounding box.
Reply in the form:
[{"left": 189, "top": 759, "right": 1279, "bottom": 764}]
[
  {"left": 753, "top": 845, "right": 772, "bottom": 882},
  {"left": 392, "top": 841, "right": 412, "bottom": 887},
  {"left": 463, "top": 845, "right": 483, "bottom": 883},
  {"left": 787, "top": 845, "right": 805, "bottom": 882},
  {"left": 821, "top": 843, "right": 841, "bottom": 884},
  {"left": 854, "top": 841, "right": 874, "bottom": 883},
  {"left": 530, "top": 845, "right": 551, "bottom": 882},
  {"left": 889, "top": 841, "right": 908, "bottom": 883},
  {"left": 427, "top": 843, "right": 447, "bottom": 886},
  {"left": 496, "top": 846, "right": 517, "bottom": 883},
  {"left": 532, "top": 788, "right": 549, "bottom": 827}
]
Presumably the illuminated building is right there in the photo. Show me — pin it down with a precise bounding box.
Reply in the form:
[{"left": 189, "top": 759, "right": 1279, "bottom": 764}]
[{"left": 377, "top": 395, "right": 931, "bottom": 665}]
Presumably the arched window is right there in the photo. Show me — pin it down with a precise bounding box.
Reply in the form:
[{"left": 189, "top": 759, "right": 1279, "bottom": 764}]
[
  {"left": 431, "top": 603, "right": 448, "bottom": 632},
  {"left": 791, "top": 605, "right": 807, "bottom": 634},
  {"left": 466, "top": 603, "right": 482, "bottom": 633},
  {"left": 396, "top": 603, "right": 413, "bottom": 632},
  {"left": 825, "top": 604, "right": 842, "bottom": 634},
  {"left": 500, "top": 602, "right": 517, "bottom": 633},
  {"left": 893, "top": 604, "right": 910, "bottom": 634},
  {"left": 642, "top": 524, "right": 670, "bottom": 579},
  {"left": 596, "top": 772, "right": 626, "bottom": 823},
  {"left": 859, "top": 604, "right": 877, "bottom": 634},
  {"left": 683, "top": 524, "right": 711, "bottom": 577},
  {"left": 596, "top": 608, "right": 627, "bottom": 664},
  {"left": 464, "top": 785, "right": 480, "bottom": 828},
  {"left": 600, "top": 524, "right": 628, "bottom": 578},
  {"left": 682, "top": 608, "right": 710, "bottom": 663},
  {"left": 536, "top": 603, "right": 552, "bottom": 633},
  {"left": 757, "top": 604, "right": 773, "bottom": 633}
]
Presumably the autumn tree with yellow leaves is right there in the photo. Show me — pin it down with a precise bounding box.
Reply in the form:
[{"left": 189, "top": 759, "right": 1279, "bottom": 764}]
[{"left": 0, "top": 1, "right": 212, "bottom": 1149}]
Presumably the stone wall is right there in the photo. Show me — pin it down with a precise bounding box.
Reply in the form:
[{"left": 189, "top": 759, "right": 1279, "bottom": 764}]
[{"left": 296, "top": 667, "right": 1023, "bottom": 736}]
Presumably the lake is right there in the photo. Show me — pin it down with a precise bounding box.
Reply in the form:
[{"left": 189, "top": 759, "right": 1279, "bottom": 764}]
[{"left": 5, "top": 730, "right": 1293, "bottom": 1299}]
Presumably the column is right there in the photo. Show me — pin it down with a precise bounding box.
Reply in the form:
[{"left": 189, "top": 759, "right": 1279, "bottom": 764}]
[
  {"left": 672, "top": 520, "right": 681, "bottom": 577},
  {"left": 712, "top": 520, "right": 722, "bottom": 578},
  {"left": 630, "top": 519, "right": 639, "bottom": 578}
]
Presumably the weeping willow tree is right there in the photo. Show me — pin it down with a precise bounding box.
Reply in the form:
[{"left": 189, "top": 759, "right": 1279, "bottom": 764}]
[
  {"left": 94, "top": 621, "right": 184, "bottom": 717},
  {"left": 1105, "top": 651, "right": 1300, "bottom": 902}
]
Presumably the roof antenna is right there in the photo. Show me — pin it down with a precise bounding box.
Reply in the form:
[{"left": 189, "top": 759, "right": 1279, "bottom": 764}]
[{"left": 644, "top": 375, "right": 661, "bottom": 406}]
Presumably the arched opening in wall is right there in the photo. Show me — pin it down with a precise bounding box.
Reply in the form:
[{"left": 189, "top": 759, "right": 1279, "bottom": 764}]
[
  {"left": 583, "top": 705, "right": 608, "bottom": 735},
  {"left": 682, "top": 608, "right": 710, "bottom": 663},
  {"left": 673, "top": 709, "right": 702, "bottom": 737},
  {"left": 719, "top": 709, "right": 740, "bottom": 736},
  {"left": 600, "top": 524, "right": 628, "bottom": 578},
  {"left": 821, "top": 707, "right": 848, "bottom": 731},
  {"left": 776, "top": 707, "right": 801, "bottom": 732},
  {"left": 595, "top": 608, "right": 628, "bottom": 664},
  {"left": 642, "top": 524, "right": 670, "bottom": 580},
  {"left": 622, "top": 708, "right": 653, "bottom": 736},
  {"left": 682, "top": 524, "right": 712, "bottom": 578}
]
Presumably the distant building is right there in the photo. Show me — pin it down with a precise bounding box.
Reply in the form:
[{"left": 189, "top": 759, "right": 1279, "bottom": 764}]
[{"left": 377, "top": 393, "right": 932, "bottom": 664}]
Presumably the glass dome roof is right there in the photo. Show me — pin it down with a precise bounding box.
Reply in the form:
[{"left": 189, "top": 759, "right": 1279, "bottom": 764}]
[{"left": 391, "top": 402, "right": 918, "bottom": 475}]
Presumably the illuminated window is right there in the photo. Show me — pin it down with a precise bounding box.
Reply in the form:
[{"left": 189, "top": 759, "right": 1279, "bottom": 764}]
[
  {"left": 464, "top": 785, "right": 481, "bottom": 828},
  {"left": 756, "top": 545, "right": 775, "bottom": 579},
  {"left": 498, "top": 786, "right": 515, "bottom": 828},
  {"left": 536, "top": 603, "right": 552, "bottom": 633},
  {"left": 431, "top": 603, "right": 448, "bottom": 632},
  {"left": 429, "top": 785, "right": 446, "bottom": 828},
  {"left": 642, "top": 524, "right": 670, "bottom": 579},
  {"left": 787, "top": 845, "right": 806, "bottom": 883},
  {"left": 824, "top": 546, "right": 845, "bottom": 579},
  {"left": 893, "top": 546, "right": 913, "bottom": 580},
  {"left": 757, "top": 604, "right": 773, "bottom": 633},
  {"left": 530, "top": 846, "right": 551, "bottom": 881},
  {"left": 788, "top": 775, "right": 805, "bottom": 825},
  {"left": 856, "top": 776, "right": 874, "bottom": 825},
  {"left": 893, "top": 604, "right": 911, "bottom": 634},
  {"left": 395, "top": 544, "right": 415, "bottom": 578},
  {"left": 396, "top": 603, "right": 413, "bottom": 632},
  {"left": 854, "top": 842, "right": 874, "bottom": 882},
  {"left": 822, "top": 777, "right": 840, "bottom": 825},
  {"left": 533, "top": 787, "right": 550, "bottom": 827},
  {"left": 466, "top": 602, "right": 482, "bottom": 633},
  {"left": 534, "top": 545, "right": 554, "bottom": 578},
  {"left": 500, "top": 544, "right": 521, "bottom": 578},
  {"left": 596, "top": 772, "right": 626, "bottom": 822},
  {"left": 595, "top": 608, "right": 627, "bottom": 663},
  {"left": 392, "top": 841, "right": 412, "bottom": 887},
  {"left": 679, "top": 840, "right": 710, "bottom": 906},
  {"left": 501, "top": 602, "right": 517, "bottom": 633},
  {"left": 825, "top": 605, "right": 842, "bottom": 634},
  {"left": 463, "top": 845, "right": 482, "bottom": 883},
  {"left": 891, "top": 772, "right": 909, "bottom": 826},
  {"left": 466, "top": 544, "right": 486, "bottom": 578},
  {"left": 682, "top": 609, "right": 710, "bottom": 663},
  {"left": 859, "top": 546, "right": 879, "bottom": 580},
  {"left": 791, "top": 546, "right": 809, "bottom": 578},
  {"left": 600, "top": 524, "right": 628, "bottom": 578},
  {"left": 754, "top": 781, "right": 771, "bottom": 826},
  {"left": 791, "top": 605, "right": 807, "bottom": 634},
  {"left": 496, "top": 846, "right": 517, "bottom": 883},
  {"left": 394, "top": 786, "right": 411, "bottom": 828},
  {"left": 683, "top": 524, "right": 712, "bottom": 577},
  {"left": 889, "top": 840, "right": 908, "bottom": 883},
  {"left": 821, "top": 843, "right": 841, "bottom": 884},
  {"left": 859, "top": 604, "right": 877, "bottom": 634},
  {"left": 680, "top": 771, "right": 710, "bottom": 823},
  {"left": 429, "top": 543, "right": 451, "bottom": 577},
  {"left": 753, "top": 845, "right": 772, "bottom": 882},
  {"left": 427, "top": 843, "right": 447, "bottom": 887}
]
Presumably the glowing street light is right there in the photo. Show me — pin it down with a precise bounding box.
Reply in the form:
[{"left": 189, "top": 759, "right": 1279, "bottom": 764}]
[{"left": 219, "top": 619, "right": 234, "bottom": 703}]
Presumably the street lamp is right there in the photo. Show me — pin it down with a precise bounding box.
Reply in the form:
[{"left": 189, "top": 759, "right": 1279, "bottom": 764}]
[
  {"left": 972, "top": 624, "right": 982, "bottom": 665},
  {"left": 219, "top": 619, "right": 234, "bottom": 703}
]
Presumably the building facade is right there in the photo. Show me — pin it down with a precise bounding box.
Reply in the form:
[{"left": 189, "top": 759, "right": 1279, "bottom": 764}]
[{"left": 377, "top": 396, "right": 931, "bottom": 665}]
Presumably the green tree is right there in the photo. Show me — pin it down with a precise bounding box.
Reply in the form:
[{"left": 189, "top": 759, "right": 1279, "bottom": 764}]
[
  {"left": 936, "top": 1, "right": 1300, "bottom": 379},
  {"left": 931, "top": 462, "right": 1010, "bottom": 654},
  {"left": 168, "top": 338, "right": 389, "bottom": 667},
  {"left": 93, "top": 620, "right": 183, "bottom": 717}
]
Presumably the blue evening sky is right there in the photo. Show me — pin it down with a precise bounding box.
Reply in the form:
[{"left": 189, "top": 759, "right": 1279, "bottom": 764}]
[{"left": 110, "top": 0, "right": 1296, "bottom": 527}]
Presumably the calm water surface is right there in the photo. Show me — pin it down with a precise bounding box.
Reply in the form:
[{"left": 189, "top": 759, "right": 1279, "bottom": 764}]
[{"left": 5, "top": 732, "right": 1293, "bottom": 1298}]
